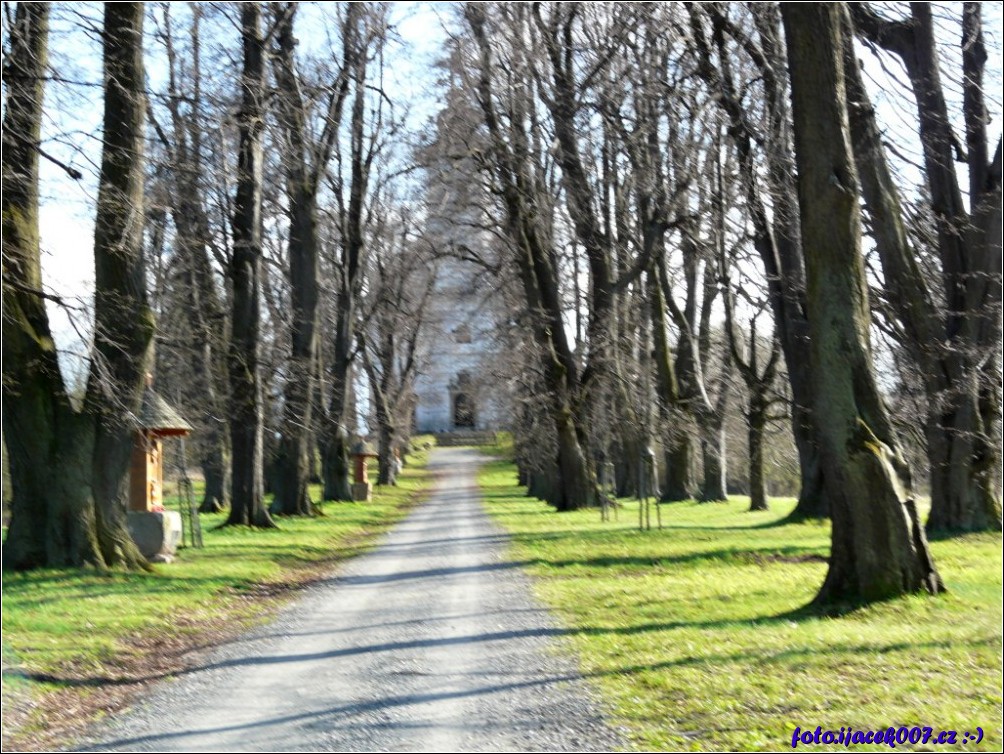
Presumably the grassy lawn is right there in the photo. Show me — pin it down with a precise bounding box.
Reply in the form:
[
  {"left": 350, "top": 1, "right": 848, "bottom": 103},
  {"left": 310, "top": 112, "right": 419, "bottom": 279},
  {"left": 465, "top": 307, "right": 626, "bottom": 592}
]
[
  {"left": 1, "top": 448, "right": 431, "bottom": 749},
  {"left": 479, "top": 458, "right": 1003, "bottom": 752}
]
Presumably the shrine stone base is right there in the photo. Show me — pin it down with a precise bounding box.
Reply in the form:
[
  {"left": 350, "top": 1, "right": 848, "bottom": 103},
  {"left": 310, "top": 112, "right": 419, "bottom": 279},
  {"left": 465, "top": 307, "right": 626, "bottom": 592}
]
[{"left": 127, "top": 511, "right": 182, "bottom": 562}]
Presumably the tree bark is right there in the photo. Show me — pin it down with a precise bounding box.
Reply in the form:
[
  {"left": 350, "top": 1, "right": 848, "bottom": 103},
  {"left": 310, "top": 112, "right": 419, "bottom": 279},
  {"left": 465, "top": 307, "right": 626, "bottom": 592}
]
[
  {"left": 747, "top": 394, "right": 769, "bottom": 512},
  {"left": 269, "top": 6, "right": 322, "bottom": 516},
  {"left": 699, "top": 423, "right": 728, "bottom": 502},
  {"left": 226, "top": 2, "right": 275, "bottom": 529},
  {"left": 86, "top": 2, "right": 154, "bottom": 569},
  {"left": 649, "top": 249, "right": 696, "bottom": 501},
  {"left": 783, "top": 2, "right": 942, "bottom": 603},
  {"left": 322, "top": 4, "right": 368, "bottom": 501},
  {"left": 270, "top": 2, "right": 355, "bottom": 514},
  {"left": 0, "top": 1, "right": 105, "bottom": 571}
]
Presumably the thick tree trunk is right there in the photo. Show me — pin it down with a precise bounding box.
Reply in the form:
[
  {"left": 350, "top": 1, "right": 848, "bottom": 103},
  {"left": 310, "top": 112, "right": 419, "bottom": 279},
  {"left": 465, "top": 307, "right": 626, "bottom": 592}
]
[
  {"left": 86, "top": 2, "right": 154, "bottom": 569},
  {"left": 377, "top": 423, "right": 396, "bottom": 486},
  {"left": 322, "top": 9, "right": 367, "bottom": 500},
  {"left": 783, "top": 2, "right": 941, "bottom": 604},
  {"left": 699, "top": 423, "right": 728, "bottom": 502},
  {"left": 321, "top": 429, "right": 353, "bottom": 500},
  {"left": 271, "top": 196, "right": 319, "bottom": 517},
  {"left": 0, "top": 2, "right": 101, "bottom": 570},
  {"left": 269, "top": 3, "right": 358, "bottom": 514},
  {"left": 225, "top": 2, "right": 275, "bottom": 529},
  {"left": 662, "top": 437, "right": 695, "bottom": 502},
  {"left": 788, "top": 414, "right": 827, "bottom": 518},
  {"left": 844, "top": 6, "right": 1002, "bottom": 534},
  {"left": 2, "top": 3, "right": 153, "bottom": 570},
  {"left": 649, "top": 258, "right": 695, "bottom": 502},
  {"left": 925, "top": 394, "right": 1002, "bottom": 532},
  {"left": 552, "top": 412, "right": 593, "bottom": 511}
]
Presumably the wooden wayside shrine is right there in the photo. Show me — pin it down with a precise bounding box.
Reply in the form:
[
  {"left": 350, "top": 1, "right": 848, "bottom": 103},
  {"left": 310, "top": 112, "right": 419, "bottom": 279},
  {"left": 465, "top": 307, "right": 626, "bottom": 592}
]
[{"left": 129, "top": 385, "right": 192, "bottom": 512}]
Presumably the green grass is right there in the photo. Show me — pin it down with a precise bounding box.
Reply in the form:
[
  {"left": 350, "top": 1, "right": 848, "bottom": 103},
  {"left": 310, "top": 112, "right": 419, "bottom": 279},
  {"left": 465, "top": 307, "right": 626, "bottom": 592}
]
[
  {"left": 479, "top": 458, "right": 1003, "bottom": 752},
  {"left": 1, "top": 451, "right": 431, "bottom": 744}
]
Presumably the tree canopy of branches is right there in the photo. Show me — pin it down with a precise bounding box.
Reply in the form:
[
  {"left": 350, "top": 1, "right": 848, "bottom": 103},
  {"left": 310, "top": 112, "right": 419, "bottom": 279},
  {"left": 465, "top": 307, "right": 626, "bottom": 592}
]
[{"left": 2, "top": 1, "right": 999, "bottom": 609}]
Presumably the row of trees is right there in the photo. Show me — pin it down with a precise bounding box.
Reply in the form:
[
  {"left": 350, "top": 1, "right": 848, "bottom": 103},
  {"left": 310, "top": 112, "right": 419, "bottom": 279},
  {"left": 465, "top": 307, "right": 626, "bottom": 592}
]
[
  {"left": 448, "top": 1, "right": 999, "bottom": 603},
  {"left": 3, "top": 2, "right": 1000, "bottom": 606},
  {"left": 3, "top": 2, "right": 432, "bottom": 563}
]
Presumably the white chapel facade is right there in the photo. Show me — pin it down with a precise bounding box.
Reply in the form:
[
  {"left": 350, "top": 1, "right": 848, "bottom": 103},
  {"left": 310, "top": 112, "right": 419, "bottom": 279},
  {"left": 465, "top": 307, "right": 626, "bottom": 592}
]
[{"left": 412, "top": 79, "right": 506, "bottom": 434}]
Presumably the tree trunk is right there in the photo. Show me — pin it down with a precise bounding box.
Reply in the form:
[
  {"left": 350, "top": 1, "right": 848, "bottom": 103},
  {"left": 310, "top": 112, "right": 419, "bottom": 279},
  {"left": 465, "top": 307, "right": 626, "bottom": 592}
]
[
  {"left": 321, "top": 7, "right": 368, "bottom": 500},
  {"left": 321, "top": 429, "right": 353, "bottom": 500},
  {"left": 199, "top": 439, "right": 228, "bottom": 513},
  {"left": 925, "top": 392, "right": 1001, "bottom": 532},
  {"left": 1, "top": 2, "right": 100, "bottom": 571},
  {"left": 225, "top": 2, "right": 275, "bottom": 529},
  {"left": 86, "top": 2, "right": 154, "bottom": 569},
  {"left": 2, "top": 3, "right": 155, "bottom": 570},
  {"left": 748, "top": 397, "right": 769, "bottom": 512},
  {"left": 662, "top": 437, "right": 695, "bottom": 502},
  {"left": 377, "top": 422, "right": 396, "bottom": 486},
  {"left": 783, "top": 2, "right": 941, "bottom": 604},
  {"left": 552, "top": 412, "right": 593, "bottom": 511},
  {"left": 699, "top": 423, "right": 728, "bottom": 502},
  {"left": 844, "top": 5, "right": 1002, "bottom": 534},
  {"left": 271, "top": 199, "right": 318, "bottom": 517},
  {"left": 649, "top": 257, "right": 695, "bottom": 502},
  {"left": 269, "top": 3, "right": 356, "bottom": 515}
]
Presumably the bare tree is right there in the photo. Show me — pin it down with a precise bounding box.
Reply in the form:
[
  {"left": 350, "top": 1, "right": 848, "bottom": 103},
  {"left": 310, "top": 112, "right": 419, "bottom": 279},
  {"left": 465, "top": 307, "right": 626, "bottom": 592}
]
[
  {"left": 148, "top": 3, "right": 231, "bottom": 513},
  {"left": 723, "top": 278, "right": 782, "bottom": 513},
  {"left": 782, "top": 1, "right": 941, "bottom": 603},
  {"left": 85, "top": 1, "right": 155, "bottom": 568},
  {"left": 847, "top": 2, "right": 1002, "bottom": 533},
  {"left": 359, "top": 208, "right": 434, "bottom": 486},
  {"left": 2, "top": 1, "right": 100, "bottom": 569},
  {"left": 318, "top": 2, "right": 391, "bottom": 502},
  {"left": 268, "top": 2, "right": 352, "bottom": 515},
  {"left": 226, "top": 1, "right": 275, "bottom": 528},
  {"left": 688, "top": 3, "right": 828, "bottom": 518},
  {"left": 464, "top": 4, "right": 598, "bottom": 510}
]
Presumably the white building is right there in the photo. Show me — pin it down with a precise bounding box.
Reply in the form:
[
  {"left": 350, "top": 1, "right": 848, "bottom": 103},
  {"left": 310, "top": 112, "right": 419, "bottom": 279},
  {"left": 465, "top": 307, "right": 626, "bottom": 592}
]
[
  {"left": 412, "top": 80, "right": 507, "bottom": 434},
  {"left": 412, "top": 252, "right": 506, "bottom": 433}
]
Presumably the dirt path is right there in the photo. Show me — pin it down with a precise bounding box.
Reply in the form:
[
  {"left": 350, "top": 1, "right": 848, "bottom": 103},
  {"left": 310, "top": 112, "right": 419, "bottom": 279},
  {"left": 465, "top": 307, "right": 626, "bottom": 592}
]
[{"left": 79, "top": 448, "right": 622, "bottom": 752}]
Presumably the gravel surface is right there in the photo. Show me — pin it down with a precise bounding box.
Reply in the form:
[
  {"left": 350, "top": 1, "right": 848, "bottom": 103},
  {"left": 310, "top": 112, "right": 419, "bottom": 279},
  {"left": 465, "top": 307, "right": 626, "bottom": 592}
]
[{"left": 77, "top": 448, "right": 623, "bottom": 752}]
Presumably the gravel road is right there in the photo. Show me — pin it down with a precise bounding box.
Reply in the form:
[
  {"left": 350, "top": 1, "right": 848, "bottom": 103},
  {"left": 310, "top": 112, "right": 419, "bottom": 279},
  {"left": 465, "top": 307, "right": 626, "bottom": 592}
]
[{"left": 79, "top": 447, "right": 622, "bottom": 752}]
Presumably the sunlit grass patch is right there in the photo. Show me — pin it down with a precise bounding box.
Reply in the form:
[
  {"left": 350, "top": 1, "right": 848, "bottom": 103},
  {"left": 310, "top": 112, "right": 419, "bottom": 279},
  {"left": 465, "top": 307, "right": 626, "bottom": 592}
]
[{"left": 479, "top": 458, "right": 1003, "bottom": 752}]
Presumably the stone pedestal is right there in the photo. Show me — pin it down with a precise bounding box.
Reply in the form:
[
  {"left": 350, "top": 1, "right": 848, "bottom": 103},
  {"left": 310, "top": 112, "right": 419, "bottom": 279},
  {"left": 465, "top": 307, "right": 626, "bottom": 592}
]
[
  {"left": 127, "top": 511, "right": 182, "bottom": 563},
  {"left": 352, "top": 482, "right": 372, "bottom": 502}
]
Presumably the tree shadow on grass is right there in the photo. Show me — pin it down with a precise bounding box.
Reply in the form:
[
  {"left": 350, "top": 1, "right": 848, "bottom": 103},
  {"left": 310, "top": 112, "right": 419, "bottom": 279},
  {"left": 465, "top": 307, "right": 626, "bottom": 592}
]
[
  {"left": 520, "top": 546, "right": 828, "bottom": 571},
  {"left": 69, "top": 632, "right": 998, "bottom": 751},
  {"left": 19, "top": 596, "right": 985, "bottom": 693}
]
